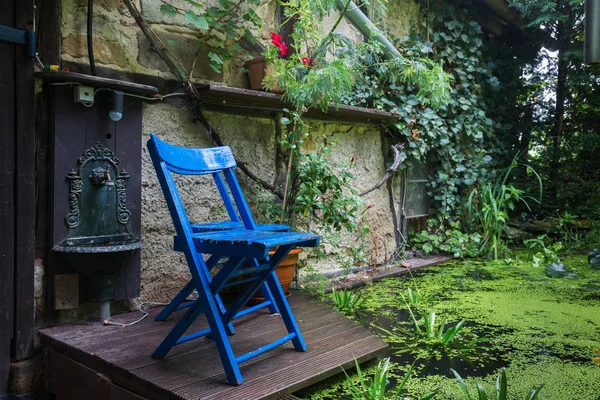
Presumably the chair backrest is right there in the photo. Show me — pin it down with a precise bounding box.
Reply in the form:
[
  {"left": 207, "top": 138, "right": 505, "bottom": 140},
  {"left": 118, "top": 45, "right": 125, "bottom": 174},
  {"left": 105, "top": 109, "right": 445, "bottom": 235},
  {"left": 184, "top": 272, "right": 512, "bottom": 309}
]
[
  {"left": 148, "top": 133, "right": 236, "bottom": 175},
  {"left": 147, "top": 134, "right": 257, "bottom": 234}
]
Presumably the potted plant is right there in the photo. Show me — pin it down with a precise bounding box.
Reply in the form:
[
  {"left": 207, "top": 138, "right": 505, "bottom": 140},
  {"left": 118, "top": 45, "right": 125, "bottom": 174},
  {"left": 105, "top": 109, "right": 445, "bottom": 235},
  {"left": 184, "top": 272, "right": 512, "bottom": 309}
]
[{"left": 248, "top": 1, "right": 372, "bottom": 298}]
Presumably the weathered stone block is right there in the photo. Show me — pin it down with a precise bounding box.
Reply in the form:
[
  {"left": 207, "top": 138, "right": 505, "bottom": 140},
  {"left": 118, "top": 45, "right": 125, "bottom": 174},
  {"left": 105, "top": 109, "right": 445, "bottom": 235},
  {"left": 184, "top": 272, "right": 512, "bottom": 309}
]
[
  {"left": 72, "top": 0, "right": 127, "bottom": 13},
  {"left": 62, "top": 35, "right": 129, "bottom": 68},
  {"left": 34, "top": 258, "right": 44, "bottom": 300},
  {"left": 10, "top": 356, "right": 42, "bottom": 395},
  {"left": 136, "top": 30, "right": 223, "bottom": 82}
]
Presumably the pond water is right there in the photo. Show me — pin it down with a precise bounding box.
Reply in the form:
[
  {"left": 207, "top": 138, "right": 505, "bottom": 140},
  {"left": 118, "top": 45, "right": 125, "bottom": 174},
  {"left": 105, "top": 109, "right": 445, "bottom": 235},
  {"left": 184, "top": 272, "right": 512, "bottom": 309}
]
[{"left": 296, "top": 255, "right": 600, "bottom": 399}]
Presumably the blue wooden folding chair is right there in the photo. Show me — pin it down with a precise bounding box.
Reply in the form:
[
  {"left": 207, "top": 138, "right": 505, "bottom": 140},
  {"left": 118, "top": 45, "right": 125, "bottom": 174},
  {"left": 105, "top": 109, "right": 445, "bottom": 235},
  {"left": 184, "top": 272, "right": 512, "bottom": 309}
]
[{"left": 147, "top": 134, "right": 320, "bottom": 385}]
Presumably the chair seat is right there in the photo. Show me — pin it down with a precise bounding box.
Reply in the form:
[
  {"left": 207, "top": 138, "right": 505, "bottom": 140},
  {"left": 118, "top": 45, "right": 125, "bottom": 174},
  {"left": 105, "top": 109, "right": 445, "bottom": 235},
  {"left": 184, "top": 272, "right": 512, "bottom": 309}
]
[
  {"left": 191, "top": 222, "right": 290, "bottom": 233},
  {"left": 175, "top": 230, "right": 319, "bottom": 259}
]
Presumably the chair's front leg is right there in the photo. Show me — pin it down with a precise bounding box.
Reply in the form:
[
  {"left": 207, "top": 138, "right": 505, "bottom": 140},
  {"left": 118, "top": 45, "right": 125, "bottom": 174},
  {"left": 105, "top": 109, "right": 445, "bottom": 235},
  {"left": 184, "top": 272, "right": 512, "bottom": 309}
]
[{"left": 266, "top": 271, "right": 306, "bottom": 352}]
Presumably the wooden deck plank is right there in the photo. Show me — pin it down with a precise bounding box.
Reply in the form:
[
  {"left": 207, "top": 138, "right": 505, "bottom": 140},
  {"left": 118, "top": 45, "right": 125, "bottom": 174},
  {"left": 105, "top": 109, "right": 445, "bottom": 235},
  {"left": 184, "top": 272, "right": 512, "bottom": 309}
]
[
  {"left": 205, "top": 336, "right": 387, "bottom": 400},
  {"left": 40, "top": 291, "right": 387, "bottom": 400},
  {"left": 53, "top": 298, "right": 338, "bottom": 373},
  {"left": 137, "top": 319, "right": 360, "bottom": 390},
  {"left": 177, "top": 328, "right": 384, "bottom": 399}
]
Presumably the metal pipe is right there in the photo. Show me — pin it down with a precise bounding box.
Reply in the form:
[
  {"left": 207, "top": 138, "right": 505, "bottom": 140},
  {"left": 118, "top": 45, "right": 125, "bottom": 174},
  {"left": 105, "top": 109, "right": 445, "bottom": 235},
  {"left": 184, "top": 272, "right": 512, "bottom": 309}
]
[
  {"left": 334, "top": 0, "right": 402, "bottom": 60},
  {"left": 88, "top": 0, "right": 97, "bottom": 75},
  {"left": 99, "top": 301, "right": 110, "bottom": 322},
  {"left": 585, "top": 0, "right": 600, "bottom": 64}
]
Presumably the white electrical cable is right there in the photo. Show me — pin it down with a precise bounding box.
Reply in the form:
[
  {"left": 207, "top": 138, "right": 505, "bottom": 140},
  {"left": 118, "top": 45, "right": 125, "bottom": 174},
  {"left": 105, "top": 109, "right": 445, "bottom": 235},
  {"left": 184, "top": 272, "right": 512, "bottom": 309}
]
[
  {"left": 124, "top": 92, "right": 186, "bottom": 101},
  {"left": 103, "top": 301, "right": 170, "bottom": 327},
  {"left": 48, "top": 82, "right": 84, "bottom": 86},
  {"left": 47, "top": 83, "right": 186, "bottom": 102}
]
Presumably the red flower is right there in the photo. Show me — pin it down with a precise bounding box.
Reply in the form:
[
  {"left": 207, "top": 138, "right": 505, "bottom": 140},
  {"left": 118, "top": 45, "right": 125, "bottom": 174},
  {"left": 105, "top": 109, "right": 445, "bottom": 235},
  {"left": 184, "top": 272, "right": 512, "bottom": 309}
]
[
  {"left": 366, "top": 205, "right": 373, "bottom": 210},
  {"left": 302, "top": 57, "right": 311, "bottom": 66},
  {"left": 279, "top": 43, "right": 288, "bottom": 57},
  {"left": 271, "top": 32, "right": 282, "bottom": 45},
  {"left": 271, "top": 31, "right": 288, "bottom": 57}
]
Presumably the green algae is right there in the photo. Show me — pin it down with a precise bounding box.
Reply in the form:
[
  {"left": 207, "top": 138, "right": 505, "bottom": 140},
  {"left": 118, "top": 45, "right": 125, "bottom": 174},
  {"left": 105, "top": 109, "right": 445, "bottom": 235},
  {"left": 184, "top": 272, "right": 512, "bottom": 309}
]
[{"left": 298, "top": 255, "right": 600, "bottom": 399}]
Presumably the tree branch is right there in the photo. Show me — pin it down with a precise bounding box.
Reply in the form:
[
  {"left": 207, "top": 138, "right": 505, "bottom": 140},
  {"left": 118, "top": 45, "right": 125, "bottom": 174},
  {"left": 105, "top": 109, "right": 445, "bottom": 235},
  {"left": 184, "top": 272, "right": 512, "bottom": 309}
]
[{"left": 360, "top": 144, "right": 405, "bottom": 196}]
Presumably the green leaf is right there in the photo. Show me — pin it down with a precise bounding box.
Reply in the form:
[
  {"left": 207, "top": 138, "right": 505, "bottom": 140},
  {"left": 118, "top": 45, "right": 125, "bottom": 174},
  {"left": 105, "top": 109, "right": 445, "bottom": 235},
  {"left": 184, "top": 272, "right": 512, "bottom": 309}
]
[
  {"left": 208, "top": 52, "right": 223, "bottom": 66},
  {"left": 451, "top": 369, "right": 473, "bottom": 400},
  {"left": 280, "top": 117, "right": 291, "bottom": 125},
  {"left": 167, "top": 39, "right": 177, "bottom": 47},
  {"left": 159, "top": 4, "right": 177, "bottom": 17},
  {"left": 476, "top": 383, "right": 488, "bottom": 400},
  {"left": 184, "top": 11, "right": 209, "bottom": 30}
]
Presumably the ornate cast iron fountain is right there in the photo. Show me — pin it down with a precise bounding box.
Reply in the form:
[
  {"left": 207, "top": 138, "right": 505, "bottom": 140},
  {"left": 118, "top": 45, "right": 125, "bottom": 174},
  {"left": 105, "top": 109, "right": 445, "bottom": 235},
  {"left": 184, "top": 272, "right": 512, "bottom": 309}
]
[{"left": 53, "top": 142, "right": 141, "bottom": 319}]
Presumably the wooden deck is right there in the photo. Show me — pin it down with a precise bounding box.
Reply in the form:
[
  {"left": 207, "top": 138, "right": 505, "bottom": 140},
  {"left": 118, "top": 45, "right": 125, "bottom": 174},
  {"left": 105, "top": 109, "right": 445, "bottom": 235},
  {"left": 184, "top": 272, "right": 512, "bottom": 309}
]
[{"left": 39, "top": 291, "right": 387, "bottom": 400}]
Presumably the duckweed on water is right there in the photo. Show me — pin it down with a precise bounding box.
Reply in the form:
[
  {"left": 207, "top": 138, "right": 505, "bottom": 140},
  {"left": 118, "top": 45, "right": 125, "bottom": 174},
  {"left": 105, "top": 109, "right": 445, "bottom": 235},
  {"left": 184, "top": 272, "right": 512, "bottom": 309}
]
[{"left": 298, "top": 255, "right": 600, "bottom": 399}]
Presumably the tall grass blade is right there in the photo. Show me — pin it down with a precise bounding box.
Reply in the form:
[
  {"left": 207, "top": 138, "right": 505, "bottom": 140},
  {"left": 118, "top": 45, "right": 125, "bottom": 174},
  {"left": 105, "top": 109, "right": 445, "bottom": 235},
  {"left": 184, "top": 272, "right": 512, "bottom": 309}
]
[
  {"left": 451, "top": 369, "right": 473, "bottom": 400},
  {"left": 496, "top": 368, "right": 507, "bottom": 400},
  {"left": 476, "top": 383, "right": 488, "bottom": 400}
]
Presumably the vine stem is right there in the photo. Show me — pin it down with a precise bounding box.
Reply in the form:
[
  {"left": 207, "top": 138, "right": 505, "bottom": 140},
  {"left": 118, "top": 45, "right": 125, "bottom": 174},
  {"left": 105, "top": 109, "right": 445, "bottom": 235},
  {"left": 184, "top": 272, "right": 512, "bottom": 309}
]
[
  {"left": 123, "top": 0, "right": 283, "bottom": 199},
  {"left": 359, "top": 144, "right": 405, "bottom": 196},
  {"left": 280, "top": 115, "right": 299, "bottom": 221},
  {"left": 308, "top": 0, "right": 351, "bottom": 65}
]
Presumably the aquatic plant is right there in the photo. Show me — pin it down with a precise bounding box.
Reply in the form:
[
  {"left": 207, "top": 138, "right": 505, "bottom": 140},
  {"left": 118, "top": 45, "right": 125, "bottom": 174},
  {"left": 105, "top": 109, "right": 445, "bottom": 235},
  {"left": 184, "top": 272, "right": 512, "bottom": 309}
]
[
  {"left": 402, "top": 287, "right": 430, "bottom": 312},
  {"left": 407, "top": 303, "right": 466, "bottom": 346},
  {"left": 343, "top": 357, "right": 438, "bottom": 400},
  {"left": 451, "top": 368, "right": 543, "bottom": 400},
  {"left": 331, "top": 287, "right": 365, "bottom": 314},
  {"left": 467, "top": 154, "right": 542, "bottom": 260}
]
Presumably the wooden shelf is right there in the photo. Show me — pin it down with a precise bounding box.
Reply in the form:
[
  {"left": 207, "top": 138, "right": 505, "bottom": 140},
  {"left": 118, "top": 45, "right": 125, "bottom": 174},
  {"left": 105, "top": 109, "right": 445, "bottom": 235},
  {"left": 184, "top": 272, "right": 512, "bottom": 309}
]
[
  {"left": 35, "top": 70, "right": 396, "bottom": 123},
  {"left": 199, "top": 84, "right": 398, "bottom": 123},
  {"left": 35, "top": 71, "right": 159, "bottom": 96}
]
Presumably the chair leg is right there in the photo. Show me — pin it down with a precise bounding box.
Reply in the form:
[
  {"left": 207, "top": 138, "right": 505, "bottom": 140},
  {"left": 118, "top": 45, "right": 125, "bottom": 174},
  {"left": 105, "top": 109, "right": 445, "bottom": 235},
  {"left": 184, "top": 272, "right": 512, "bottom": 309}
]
[
  {"left": 155, "top": 279, "right": 194, "bottom": 321},
  {"left": 152, "top": 298, "right": 205, "bottom": 359},
  {"left": 266, "top": 271, "right": 306, "bottom": 352},
  {"left": 153, "top": 281, "right": 244, "bottom": 385},
  {"left": 260, "top": 281, "right": 280, "bottom": 314}
]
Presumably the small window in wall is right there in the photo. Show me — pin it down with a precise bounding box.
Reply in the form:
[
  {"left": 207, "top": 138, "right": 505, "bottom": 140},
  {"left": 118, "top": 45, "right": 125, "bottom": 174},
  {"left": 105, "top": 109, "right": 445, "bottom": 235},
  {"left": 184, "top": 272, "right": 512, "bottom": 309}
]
[{"left": 396, "top": 160, "right": 431, "bottom": 238}]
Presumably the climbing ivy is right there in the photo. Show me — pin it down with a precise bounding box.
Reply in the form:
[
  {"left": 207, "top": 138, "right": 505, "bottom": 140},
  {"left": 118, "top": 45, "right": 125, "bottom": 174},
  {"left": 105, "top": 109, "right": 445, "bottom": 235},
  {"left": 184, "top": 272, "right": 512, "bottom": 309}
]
[{"left": 346, "top": 2, "right": 528, "bottom": 224}]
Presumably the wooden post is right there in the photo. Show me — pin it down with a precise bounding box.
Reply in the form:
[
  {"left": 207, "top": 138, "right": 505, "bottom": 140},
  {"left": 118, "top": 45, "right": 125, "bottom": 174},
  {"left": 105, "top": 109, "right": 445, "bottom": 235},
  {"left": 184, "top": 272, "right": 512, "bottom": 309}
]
[
  {"left": 14, "top": 0, "right": 36, "bottom": 362},
  {"left": 0, "top": 0, "right": 16, "bottom": 393}
]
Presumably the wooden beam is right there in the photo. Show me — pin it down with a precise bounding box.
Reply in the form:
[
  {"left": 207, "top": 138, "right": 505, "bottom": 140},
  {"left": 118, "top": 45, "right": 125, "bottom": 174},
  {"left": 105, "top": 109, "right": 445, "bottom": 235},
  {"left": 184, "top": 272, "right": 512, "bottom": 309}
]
[
  {"left": 13, "top": 0, "right": 36, "bottom": 362},
  {"left": 0, "top": 0, "right": 16, "bottom": 393}
]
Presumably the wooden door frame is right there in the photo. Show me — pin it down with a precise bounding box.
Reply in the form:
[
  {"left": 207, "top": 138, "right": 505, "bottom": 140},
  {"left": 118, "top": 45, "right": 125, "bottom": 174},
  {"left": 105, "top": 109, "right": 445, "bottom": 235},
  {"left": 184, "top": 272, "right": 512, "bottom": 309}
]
[{"left": 0, "top": 0, "right": 36, "bottom": 395}]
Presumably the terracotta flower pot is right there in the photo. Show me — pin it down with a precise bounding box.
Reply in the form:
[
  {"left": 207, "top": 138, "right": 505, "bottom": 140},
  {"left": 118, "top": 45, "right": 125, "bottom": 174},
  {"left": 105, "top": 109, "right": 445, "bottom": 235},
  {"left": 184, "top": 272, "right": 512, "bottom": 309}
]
[
  {"left": 219, "top": 248, "right": 302, "bottom": 305},
  {"left": 245, "top": 56, "right": 267, "bottom": 91},
  {"left": 244, "top": 56, "right": 283, "bottom": 94},
  {"left": 250, "top": 247, "right": 302, "bottom": 304}
]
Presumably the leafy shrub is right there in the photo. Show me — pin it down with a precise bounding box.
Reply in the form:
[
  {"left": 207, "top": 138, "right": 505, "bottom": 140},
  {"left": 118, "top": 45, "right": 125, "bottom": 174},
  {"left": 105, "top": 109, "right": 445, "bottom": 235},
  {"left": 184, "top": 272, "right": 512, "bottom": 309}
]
[
  {"left": 467, "top": 154, "right": 542, "bottom": 260},
  {"left": 523, "top": 235, "right": 562, "bottom": 267},
  {"left": 412, "top": 220, "right": 482, "bottom": 258}
]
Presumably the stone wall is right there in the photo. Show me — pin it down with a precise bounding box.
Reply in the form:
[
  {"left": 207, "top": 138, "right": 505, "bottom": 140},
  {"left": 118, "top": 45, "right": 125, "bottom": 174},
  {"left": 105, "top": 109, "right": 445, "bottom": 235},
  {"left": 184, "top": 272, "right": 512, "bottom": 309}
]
[{"left": 57, "top": 0, "right": 421, "bottom": 303}]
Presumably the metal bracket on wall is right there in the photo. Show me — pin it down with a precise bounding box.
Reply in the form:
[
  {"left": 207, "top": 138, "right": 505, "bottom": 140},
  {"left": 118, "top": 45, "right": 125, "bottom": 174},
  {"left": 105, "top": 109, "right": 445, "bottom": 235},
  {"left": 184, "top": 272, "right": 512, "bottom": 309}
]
[{"left": 0, "top": 25, "right": 36, "bottom": 57}]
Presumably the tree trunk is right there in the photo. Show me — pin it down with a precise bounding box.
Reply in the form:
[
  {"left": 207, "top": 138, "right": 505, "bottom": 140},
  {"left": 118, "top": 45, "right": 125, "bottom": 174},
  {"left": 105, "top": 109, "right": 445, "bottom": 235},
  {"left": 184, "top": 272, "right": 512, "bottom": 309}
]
[{"left": 548, "top": 0, "right": 569, "bottom": 205}]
